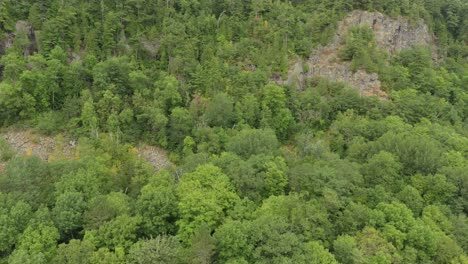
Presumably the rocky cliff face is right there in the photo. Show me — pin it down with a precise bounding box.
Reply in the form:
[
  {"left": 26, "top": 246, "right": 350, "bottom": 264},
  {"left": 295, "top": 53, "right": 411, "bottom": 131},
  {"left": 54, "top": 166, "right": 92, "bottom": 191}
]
[
  {"left": 286, "top": 10, "right": 438, "bottom": 98},
  {"left": 0, "top": 21, "right": 37, "bottom": 57},
  {"left": 0, "top": 21, "right": 37, "bottom": 79},
  {"left": 336, "top": 10, "right": 437, "bottom": 56}
]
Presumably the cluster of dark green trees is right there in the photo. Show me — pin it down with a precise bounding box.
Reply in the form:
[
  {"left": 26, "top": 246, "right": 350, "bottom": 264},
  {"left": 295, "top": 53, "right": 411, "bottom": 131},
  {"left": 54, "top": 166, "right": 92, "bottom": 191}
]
[{"left": 0, "top": 0, "right": 467, "bottom": 263}]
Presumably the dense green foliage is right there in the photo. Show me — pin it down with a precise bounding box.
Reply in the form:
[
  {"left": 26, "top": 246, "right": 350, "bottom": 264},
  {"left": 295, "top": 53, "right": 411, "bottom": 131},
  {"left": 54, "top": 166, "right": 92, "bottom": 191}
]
[{"left": 0, "top": 0, "right": 467, "bottom": 263}]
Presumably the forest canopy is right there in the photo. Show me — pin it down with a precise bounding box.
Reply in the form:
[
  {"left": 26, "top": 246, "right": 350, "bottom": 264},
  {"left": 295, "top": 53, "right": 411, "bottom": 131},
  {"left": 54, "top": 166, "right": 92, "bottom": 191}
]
[{"left": 0, "top": 0, "right": 467, "bottom": 263}]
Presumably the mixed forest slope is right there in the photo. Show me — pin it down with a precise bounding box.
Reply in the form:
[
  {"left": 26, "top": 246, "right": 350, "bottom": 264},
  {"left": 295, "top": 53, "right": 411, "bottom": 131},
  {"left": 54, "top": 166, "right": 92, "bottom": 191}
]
[{"left": 0, "top": 0, "right": 467, "bottom": 263}]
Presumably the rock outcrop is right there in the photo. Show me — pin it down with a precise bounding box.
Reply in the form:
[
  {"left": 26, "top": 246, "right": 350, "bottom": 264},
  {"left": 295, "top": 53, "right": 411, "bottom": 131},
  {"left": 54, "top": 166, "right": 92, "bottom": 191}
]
[
  {"left": 0, "top": 130, "right": 171, "bottom": 172},
  {"left": 0, "top": 21, "right": 37, "bottom": 57},
  {"left": 336, "top": 10, "right": 437, "bottom": 57},
  {"left": 0, "top": 21, "right": 38, "bottom": 79},
  {"left": 2, "top": 130, "right": 72, "bottom": 161},
  {"left": 14, "top": 21, "right": 38, "bottom": 57},
  {"left": 286, "top": 10, "right": 438, "bottom": 98}
]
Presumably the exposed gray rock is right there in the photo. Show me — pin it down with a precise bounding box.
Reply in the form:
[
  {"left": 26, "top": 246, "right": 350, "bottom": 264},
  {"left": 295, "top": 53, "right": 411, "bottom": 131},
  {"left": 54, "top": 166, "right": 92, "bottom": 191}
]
[
  {"left": 286, "top": 61, "right": 305, "bottom": 90},
  {"left": 0, "top": 34, "right": 12, "bottom": 77},
  {"left": 2, "top": 131, "right": 58, "bottom": 161},
  {"left": 141, "top": 38, "right": 160, "bottom": 57},
  {"left": 1, "top": 130, "right": 171, "bottom": 171},
  {"left": 0, "top": 34, "right": 13, "bottom": 56},
  {"left": 13, "top": 21, "right": 38, "bottom": 56},
  {"left": 0, "top": 21, "right": 38, "bottom": 57},
  {"left": 334, "top": 10, "right": 437, "bottom": 58},
  {"left": 0, "top": 21, "right": 38, "bottom": 79},
  {"left": 136, "top": 145, "right": 173, "bottom": 171},
  {"left": 284, "top": 10, "right": 437, "bottom": 98}
]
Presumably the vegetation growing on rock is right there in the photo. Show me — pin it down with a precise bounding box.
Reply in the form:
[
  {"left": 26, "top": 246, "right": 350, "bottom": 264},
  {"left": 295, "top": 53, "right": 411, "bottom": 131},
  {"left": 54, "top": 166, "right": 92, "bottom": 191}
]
[{"left": 0, "top": 0, "right": 467, "bottom": 263}]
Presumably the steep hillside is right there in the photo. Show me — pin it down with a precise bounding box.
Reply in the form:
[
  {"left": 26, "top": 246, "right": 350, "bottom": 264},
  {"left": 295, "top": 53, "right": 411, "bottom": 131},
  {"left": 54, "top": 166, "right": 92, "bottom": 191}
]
[
  {"left": 286, "top": 10, "right": 439, "bottom": 97},
  {"left": 0, "top": 0, "right": 466, "bottom": 263}
]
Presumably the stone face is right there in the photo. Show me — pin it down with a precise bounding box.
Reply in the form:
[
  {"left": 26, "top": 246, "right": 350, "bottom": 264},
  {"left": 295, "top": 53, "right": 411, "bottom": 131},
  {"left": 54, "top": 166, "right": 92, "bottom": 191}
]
[
  {"left": 286, "top": 10, "right": 437, "bottom": 98},
  {"left": 335, "top": 10, "right": 437, "bottom": 57},
  {"left": 141, "top": 38, "right": 160, "bottom": 57},
  {"left": 305, "top": 46, "right": 387, "bottom": 98},
  {"left": 15, "top": 21, "right": 38, "bottom": 57},
  {"left": 0, "top": 33, "right": 13, "bottom": 56},
  {"left": 0, "top": 21, "right": 37, "bottom": 57},
  {"left": 0, "top": 21, "right": 38, "bottom": 79}
]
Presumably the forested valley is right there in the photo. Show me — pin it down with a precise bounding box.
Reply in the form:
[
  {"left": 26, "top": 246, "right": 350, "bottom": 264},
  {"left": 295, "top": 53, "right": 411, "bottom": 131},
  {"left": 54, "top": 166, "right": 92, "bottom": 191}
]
[{"left": 0, "top": 0, "right": 467, "bottom": 263}]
